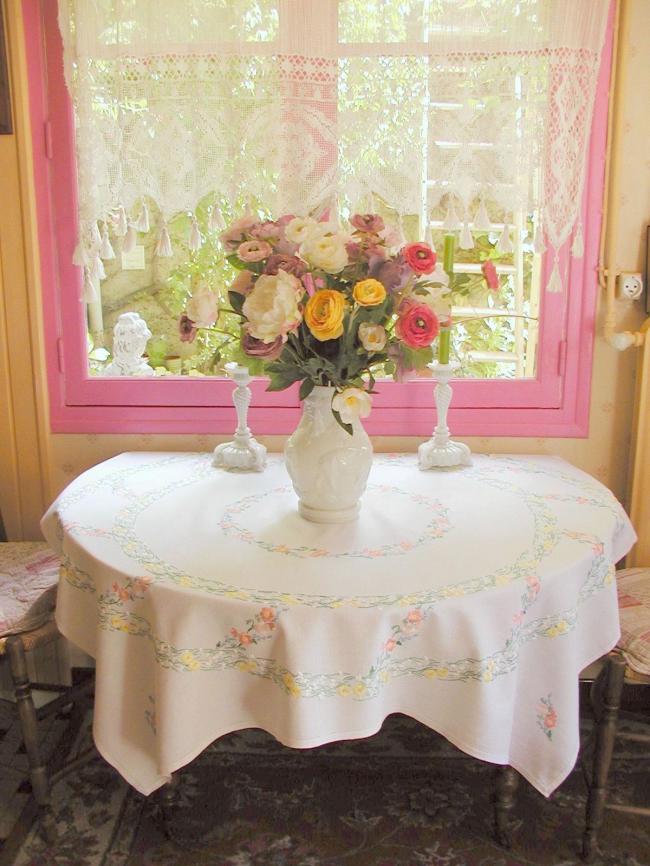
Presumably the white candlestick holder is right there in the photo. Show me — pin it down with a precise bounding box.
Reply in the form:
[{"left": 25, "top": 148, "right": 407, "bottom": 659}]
[
  {"left": 213, "top": 363, "right": 267, "bottom": 472},
  {"left": 418, "top": 361, "right": 472, "bottom": 470}
]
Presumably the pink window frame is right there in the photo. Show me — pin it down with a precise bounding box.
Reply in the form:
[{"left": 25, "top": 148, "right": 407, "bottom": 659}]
[{"left": 24, "top": 0, "right": 614, "bottom": 437}]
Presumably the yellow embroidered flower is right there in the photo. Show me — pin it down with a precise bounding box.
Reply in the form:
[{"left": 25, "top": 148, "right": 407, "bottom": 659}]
[
  {"left": 337, "top": 684, "right": 352, "bottom": 697},
  {"left": 424, "top": 667, "right": 448, "bottom": 679},
  {"left": 353, "top": 681, "right": 367, "bottom": 697},
  {"left": 236, "top": 659, "right": 258, "bottom": 673},
  {"left": 110, "top": 615, "right": 124, "bottom": 630},
  {"left": 379, "top": 670, "right": 390, "bottom": 683},
  {"left": 304, "top": 290, "right": 346, "bottom": 341},
  {"left": 495, "top": 574, "right": 510, "bottom": 586},
  {"left": 180, "top": 651, "right": 200, "bottom": 671},
  {"left": 353, "top": 278, "right": 386, "bottom": 307},
  {"left": 283, "top": 672, "right": 301, "bottom": 697}
]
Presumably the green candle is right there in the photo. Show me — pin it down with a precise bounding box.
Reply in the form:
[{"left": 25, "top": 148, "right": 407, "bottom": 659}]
[
  {"left": 438, "top": 326, "right": 451, "bottom": 365},
  {"left": 443, "top": 233, "right": 455, "bottom": 275}
]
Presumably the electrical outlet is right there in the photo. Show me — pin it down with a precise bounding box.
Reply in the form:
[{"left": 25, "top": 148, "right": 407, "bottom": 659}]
[{"left": 617, "top": 272, "right": 644, "bottom": 301}]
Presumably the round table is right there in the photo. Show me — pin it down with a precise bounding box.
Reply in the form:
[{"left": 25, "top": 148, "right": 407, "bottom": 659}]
[{"left": 41, "top": 452, "right": 636, "bottom": 797}]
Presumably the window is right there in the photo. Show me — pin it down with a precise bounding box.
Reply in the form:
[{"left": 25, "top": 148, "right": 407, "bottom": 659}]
[{"left": 26, "top": 0, "right": 612, "bottom": 435}]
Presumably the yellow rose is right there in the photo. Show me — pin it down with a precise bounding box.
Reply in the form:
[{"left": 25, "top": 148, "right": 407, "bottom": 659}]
[
  {"left": 353, "top": 278, "right": 386, "bottom": 307},
  {"left": 304, "top": 290, "right": 346, "bottom": 341}
]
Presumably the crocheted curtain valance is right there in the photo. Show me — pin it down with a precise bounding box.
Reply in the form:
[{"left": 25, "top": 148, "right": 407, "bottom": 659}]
[{"left": 58, "top": 0, "right": 610, "bottom": 297}]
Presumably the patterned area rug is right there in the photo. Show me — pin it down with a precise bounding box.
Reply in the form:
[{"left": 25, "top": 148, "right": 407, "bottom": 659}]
[{"left": 13, "top": 714, "right": 650, "bottom": 866}]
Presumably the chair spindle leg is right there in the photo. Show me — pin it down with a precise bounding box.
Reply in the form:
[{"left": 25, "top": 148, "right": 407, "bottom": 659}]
[
  {"left": 493, "top": 764, "right": 519, "bottom": 849},
  {"left": 582, "top": 653, "right": 626, "bottom": 861},
  {"left": 6, "top": 636, "right": 57, "bottom": 844}
]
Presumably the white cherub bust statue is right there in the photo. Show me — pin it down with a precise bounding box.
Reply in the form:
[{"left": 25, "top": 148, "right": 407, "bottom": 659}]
[{"left": 103, "top": 312, "right": 154, "bottom": 376}]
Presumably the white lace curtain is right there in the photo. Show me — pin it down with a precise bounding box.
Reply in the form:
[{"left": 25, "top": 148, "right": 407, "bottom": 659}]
[{"left": 58, "top": 0, "right": 610, "bottom": 295}]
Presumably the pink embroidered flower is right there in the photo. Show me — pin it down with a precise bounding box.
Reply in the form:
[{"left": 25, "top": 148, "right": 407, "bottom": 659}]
[
  {"left": 406, "top": 610, "right": 423, "bottom": 623},
  {"left": 350, "top": 213, "right": 385, "bottom": 233},
  {"left": 545, "top": 710, "right": 558, "bottom": 729},
  {"left": 237, "top": 632, "right": 253, "bottom": 646},
  {"left": 481, "top": 260, "right": 499, "bottom": 290},
  {"left": 384, "top": 638, "right": 397, "bottom": 652},
  {"left": 237, "top": 240, "right": 273, "bottom": 262},
  {"left": 395, "top": 301, "right": 440, "bottom": 348},
  {"left": 260, "top": 607, "right": 276, "bottom": 623}
]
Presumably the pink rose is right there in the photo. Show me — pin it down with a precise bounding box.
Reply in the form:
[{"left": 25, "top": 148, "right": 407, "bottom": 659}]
[
  {"left": 395, "top": 301, "right": 440, "bottom": 348},
  {"left": 178, "top": 314, "right": 197, "bottom": 343},
  {"left": 481, "top": 260, "right": 499, "bottom": 291},
  {"left": 250, "top": 221, "right": 282, "bottom": 241},
  {"left": 264, "top": 253, "right": 307, "bottom": 277},
  {"left": 242, "top": 332, "right": 284, "bottom": 361},
  {"left": 219, "top": 214, "right": 258, "bottom": 251},
  {"left": 350, "top": 213, "right": 385, "bottom": 233},
  {"left": 231, "top": 270, "right": 254, "bottom": 295},
  {"left": 402, "top": 242, "right": 437, "bottom": 275},
  {"left": 237, "top": 240, "right": 273, "bottom": 262}
]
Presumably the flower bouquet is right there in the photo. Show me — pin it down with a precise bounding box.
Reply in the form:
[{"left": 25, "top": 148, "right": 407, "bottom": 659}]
[{"left": 218, "top": 211, "right": 451, "bottom": 434}]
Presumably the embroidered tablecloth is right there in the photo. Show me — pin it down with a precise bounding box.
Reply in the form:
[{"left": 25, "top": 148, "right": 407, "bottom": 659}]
[{"left": 41, "top": 452, "right": 636, "bottom": 797}]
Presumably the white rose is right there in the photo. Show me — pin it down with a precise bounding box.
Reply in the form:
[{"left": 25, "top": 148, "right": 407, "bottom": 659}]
[
  {"left": 186, "top": 284, "right": 219, "bottom": 327},
  {"left": 300, "top": 233, "right": 349, "bottom": 274},
  {"left": 285, "top": 216, "right": 320, "bottom": 245},
  {"left": 242, "top": 270, "right": 303, "bottom": 343},
  {"left": 358, "top": 322, "right": 387, "bottom": 352},
  {"left": 332, "top": 387, "right": 372, "bottom": 425}
]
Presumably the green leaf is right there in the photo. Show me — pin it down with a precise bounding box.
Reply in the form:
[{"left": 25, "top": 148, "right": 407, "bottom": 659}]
[
  {"left": 225, "top": 254, "right": 248, "bottom": 271},
  {"left": 228, "top": 291, "right": 245, "bottom": 316},
  {"left": 299, "top": 378, "right": 315, "bottom": 401},
  {"left": 332, "top": 408, "right": 353, "bottom": 436}
]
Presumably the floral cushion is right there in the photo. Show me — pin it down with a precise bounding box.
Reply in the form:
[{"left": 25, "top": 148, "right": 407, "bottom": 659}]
[
  {"left": 0, "top": 542, "right": 60, "bottom": 638},
  {"left": 617, "top": 567, "right": 650, "bottom": 677}
]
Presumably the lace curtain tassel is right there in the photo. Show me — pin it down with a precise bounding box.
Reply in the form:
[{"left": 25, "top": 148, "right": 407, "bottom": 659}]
[
  {"left": 83, "top": 267, "right": 99, "bottom": 303},
  {"left": 116, "top": 206, "right": 128, "bottom": 237},
  {"left": 571, "top": 222, "right": 584, "bottom": 258},
  {"left": 473, "top": 200, "right": 492, "bottom": 232},
  {"left": 497, "top": 224, "right": 513, "bottom": 254},
  {"left": 459, "top": 221, "right": 474, "bottom": 250},
  {"left": 90, "top": 254, "right": 106, "bottom": 282},
  {"left": 443, "top": 198, "right": 460, "bottom": 231},
  {"left": 546, "top": 253, "right": 563, "bottom": 293},
  {"left": 155, "top": 223, "right": 173, "bottom": 257},
  {"left": 135, "top": 201, "right": 150, "bottom": 233},
  {"left": 72, "top": 240, "right": 87, "bottom": 267},
  {"left": 90, "top": 221, "right": 102, "bottom": 248},
  {"left": 122, "top": 224, "right": 137, "bottom": 254},
  {"left": 189, "top": 216, "right": 203, "bottom": 252},
  {"left": 209, "top": 204, "right": 226, "bottom": 232},
  {"left": 100, "top": 223, "right": 116, "bottom": 260}
]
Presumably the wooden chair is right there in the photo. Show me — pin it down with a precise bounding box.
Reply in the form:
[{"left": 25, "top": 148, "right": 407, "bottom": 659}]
[
  {"left": 581, "top": 566, "right": 650, "bottom": 860},
  {"left": 0, "top": 541, "right": 92, "bottom": 850}
]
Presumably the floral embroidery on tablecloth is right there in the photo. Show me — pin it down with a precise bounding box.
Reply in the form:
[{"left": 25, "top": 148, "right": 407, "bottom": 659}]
[{"left": 537, "top": 694, "right": 558, "bottom": 740}]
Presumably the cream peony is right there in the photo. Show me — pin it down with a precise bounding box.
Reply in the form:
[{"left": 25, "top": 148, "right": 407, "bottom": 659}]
[
  {"left": 332, "top": 387, "right": 372, "bottom": 425},
  {"left": 242, "top": 269, "right": 303, "bottom": 343},
  {"left": 358, "top": 322, "right": 387, "bottom": 352},
  {"left": 186, "top": 284, "right": 218, "bottom": 327},
  {"left": 285, "top": 216, "right": 320, "bottom": 245},
  {"left": 300, "top": 232, "right": 349, "bottom": 274}
]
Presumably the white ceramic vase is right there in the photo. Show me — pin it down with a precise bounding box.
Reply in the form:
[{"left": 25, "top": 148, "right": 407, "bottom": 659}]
[{"left": 285, "top": 386, "right": 373, "bottom": 523}]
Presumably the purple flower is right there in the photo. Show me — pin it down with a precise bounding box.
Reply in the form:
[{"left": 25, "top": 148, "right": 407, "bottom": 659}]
[
  {"left": 350, "top": 213, "right": 385, "bottom": 233},
  {"left": 264, "top": 253, "right": 307, "bottom": 277},
  {"left": 179, "top": 314, "right": 197, "bottom": 343},
  {"left": 370, "top": 257, "right": 410, "bottom": 292},
  {"left": 242, "top": 331, "right": 284, "bottom": 360}
]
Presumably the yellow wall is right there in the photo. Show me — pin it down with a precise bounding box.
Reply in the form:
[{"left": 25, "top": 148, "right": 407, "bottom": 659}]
[{"left": 1, "top": 0, "right": 649, "bottom": 540}]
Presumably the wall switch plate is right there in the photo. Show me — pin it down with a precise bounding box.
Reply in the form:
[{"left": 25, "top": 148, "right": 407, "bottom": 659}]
[
  {"left": 121, "top": 244, "right": 146, "bottom": 270},
  {"left": 617, "top": 272, "right": 644, "bottom": 301}
]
